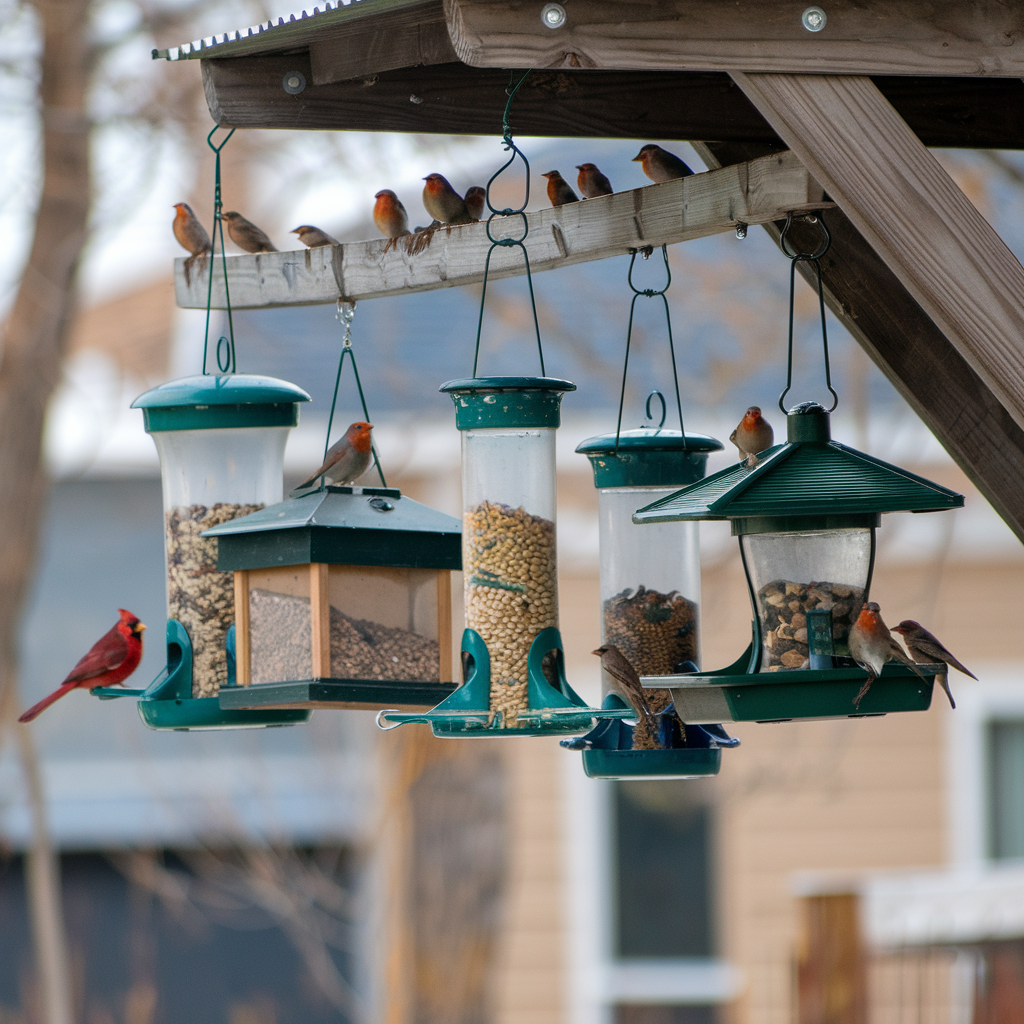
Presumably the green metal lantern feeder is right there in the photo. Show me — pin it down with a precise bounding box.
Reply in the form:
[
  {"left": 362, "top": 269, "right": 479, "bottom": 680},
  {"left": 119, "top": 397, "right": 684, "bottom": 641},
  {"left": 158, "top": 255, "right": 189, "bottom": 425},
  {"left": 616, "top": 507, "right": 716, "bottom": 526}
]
[
  {"left": 92, "top": 374, "right": 313, "bottom": 730},
  {"left": 633, "top": 400, "right": 963, "bottom": 722}
]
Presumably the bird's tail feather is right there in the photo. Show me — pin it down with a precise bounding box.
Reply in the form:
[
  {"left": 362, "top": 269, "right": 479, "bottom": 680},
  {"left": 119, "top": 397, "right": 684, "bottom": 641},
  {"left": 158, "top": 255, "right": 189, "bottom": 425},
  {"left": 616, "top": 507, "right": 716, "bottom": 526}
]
[{"left": 19, "top": 681, "right": 78, "bottom": 723}]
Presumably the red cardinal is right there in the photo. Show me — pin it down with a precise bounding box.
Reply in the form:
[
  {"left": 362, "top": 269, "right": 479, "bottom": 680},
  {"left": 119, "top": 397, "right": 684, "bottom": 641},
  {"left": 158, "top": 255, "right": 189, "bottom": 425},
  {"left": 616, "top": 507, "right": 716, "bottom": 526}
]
[
  {"left": 422, "top": 174, "right": 473, "bottom": 225},
  {"left": 373, "top": 190, "right": 411, "bottom": 241},
  {"left": 19, "top": 610, "right": 146, "bottom": 723},
  {"left": 463, "top": 186, "right": 486, "bottom": 221},
  {"left": 294, "top": 421, "right": 374, "bottom": 491},
  {"left": 541, "top": 170, "right": 579, "bottom": 207},
  {"left": 892, "top": 619, "right": 975, "bottom": 709},
  {"left": 633, "top": 144, "right": 694, "bottom": 184},
  {"left": 848, "top": 602, "right": 924, "bottom": 709},
  {"left": 576, "top": 163, "right": 613, "bottom": 198},
  {"left": 730, "top": 407, "right": 774, "bottom": 467}
]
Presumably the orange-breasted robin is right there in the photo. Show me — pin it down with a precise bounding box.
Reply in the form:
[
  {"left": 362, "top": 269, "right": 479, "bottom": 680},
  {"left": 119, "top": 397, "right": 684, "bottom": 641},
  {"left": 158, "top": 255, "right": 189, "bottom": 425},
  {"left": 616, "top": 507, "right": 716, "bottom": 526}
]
[
  {"left": 633, "top": 144, "right": 694, "bottom": 184},
  {"left": 294, "top": 422, "right": 374, "bottom": 491},
  {"left": 463, "top": 186, "right": 486, "bottom": 221},
  {"left": 849, "top": 602, "right": 924, "bottom": 708},
  {"left": 576, "top": 163, "right": 613, "bottom": 198},
  {"left": 892, "top": 620, "right": 975, "bottom": 709},
  {"left": 422, "top": 174, "right": 473, "bottom": 225},
  {"left": 542, "top": 170, "right": 579, "bottom": 207},
  {"left": 373, "top": 190, "right": 412, "bottom": 240},
  {"left": 172, "top": 203, "right": 210, "bottom": 258},
  {"left": 730, "top": 407, "right": 774, "bottom": 467},
  {"left": 292, "top": 225, "right": 339, "bottom": 248},
  {"left": 222, "top": 211, "right": 278, "bottom": 253}
]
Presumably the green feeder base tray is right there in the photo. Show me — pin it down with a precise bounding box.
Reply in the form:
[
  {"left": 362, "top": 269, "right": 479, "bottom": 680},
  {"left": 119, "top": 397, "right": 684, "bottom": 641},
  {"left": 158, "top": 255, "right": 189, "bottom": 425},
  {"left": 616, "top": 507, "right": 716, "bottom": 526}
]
[
  {"left": 218, "top": 678, "right": 458, "bottom": 712},
  {"left": 582, "top": 747, "right": 722, "bottom": 780},
  {"left": 93, "top": 620, "right": 311, "bottom": 731},
  {"left": 648, "top": 644, "right": 937, "bottom": 724},
  {"left": 378, "top": 628, "right": 632, "bottom": 738}
]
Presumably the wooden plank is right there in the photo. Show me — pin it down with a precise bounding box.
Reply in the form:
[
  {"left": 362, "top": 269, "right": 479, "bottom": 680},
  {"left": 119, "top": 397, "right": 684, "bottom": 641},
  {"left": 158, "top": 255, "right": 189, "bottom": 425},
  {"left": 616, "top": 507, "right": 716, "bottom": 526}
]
[
  {"left": 436, "top": 570, "right": 453, "bottom": 684},
  {"left": 175, "top": 150, "right": 828, "bottom": 309},
  {"left": 695, "top": 139, "right": 1024, "bottom": 544},
  {"left": 233, "top": 569, "right": 251, "bottom": 686},
  {"left": 201, "top": 52, "right": 1024, "bottom": 148},
  {"left": 445, "top": 0, "right": 1024, "bottom": 77},
  {"left": 729, "top": 72, "right": 1024, "bottom": 441},
  {"left": 796, "top": 893, "right": 867, "bottom": 1024},
  {"left": 310, "top": 562, "right": 331, "bottom": 678}
]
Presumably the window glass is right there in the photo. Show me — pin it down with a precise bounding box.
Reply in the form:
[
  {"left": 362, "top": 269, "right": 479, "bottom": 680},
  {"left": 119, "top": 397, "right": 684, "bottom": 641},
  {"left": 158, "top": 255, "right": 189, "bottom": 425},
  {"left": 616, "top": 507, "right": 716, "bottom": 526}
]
[{"left": 988, "top": 719, "right": 1024, "bottom": 859}]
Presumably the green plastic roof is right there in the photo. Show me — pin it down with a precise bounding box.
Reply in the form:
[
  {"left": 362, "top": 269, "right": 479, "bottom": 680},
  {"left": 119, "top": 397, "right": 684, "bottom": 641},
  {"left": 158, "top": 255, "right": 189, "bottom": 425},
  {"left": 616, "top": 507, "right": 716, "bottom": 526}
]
[
  {"left": 133, "top": 374, "right": 311, "bottom": 409},
  {"left": 441, "top": 377, "right": 576, "bottom": 430},
  {"left": 634, "top": 407, "right": 964, "bottom": 524},
  {"left": 577, "top": 428, "right": 723, "bottom": 489},
  {"left": 204, "top": 486, "right": 462, "bottom": 571},
  {"left": 576, "top": 428, "right": 723, "bottom": 456}
]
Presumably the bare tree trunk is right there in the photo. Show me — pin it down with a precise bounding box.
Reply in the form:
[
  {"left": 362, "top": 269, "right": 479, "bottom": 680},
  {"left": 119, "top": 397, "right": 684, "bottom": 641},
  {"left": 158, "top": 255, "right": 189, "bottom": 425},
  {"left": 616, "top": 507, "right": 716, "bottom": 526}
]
[{"left": 1, "top": 0, "right": 93, "bottom": 1020}]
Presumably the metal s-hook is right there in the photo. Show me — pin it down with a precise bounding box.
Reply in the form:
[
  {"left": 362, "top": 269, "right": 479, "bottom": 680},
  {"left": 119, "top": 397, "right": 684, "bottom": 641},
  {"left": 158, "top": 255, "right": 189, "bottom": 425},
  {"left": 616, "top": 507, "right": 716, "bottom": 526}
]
[
  {"left": 778, "top": 212, "right": 839, "bottom": 415},
  {"left": 202, "top": 125, "right": 238, "bottom": 376}
]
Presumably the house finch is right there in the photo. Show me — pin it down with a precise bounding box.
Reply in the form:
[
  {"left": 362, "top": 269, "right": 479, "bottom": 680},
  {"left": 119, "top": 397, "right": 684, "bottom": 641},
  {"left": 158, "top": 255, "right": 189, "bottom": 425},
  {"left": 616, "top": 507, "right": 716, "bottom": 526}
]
[
  {"left": 294, "top": 421, "right": 374, "bottom": 491},
  {"left": 730, "top": 407, "right": 774, "bottom": 467},
  {"left": 222, "top": 211, "right": 278, "bottom": 253},
  {"left": 892, "top": 620, "right": 975, "bottom": 709},
  {"left": 576, "top": 163, "right": 613, "bottom": 198},
  {"left": 593, "top": 644, "right": 660, "bottom": 749},
  {"left": 463, "top": 186, "right": 486, "bottom": 221},
  {"left": 19, "top": 610, "right": 146, "bottom": 723},
  {"left": 292, "top": 225, "right": 339, "bottom": 247},
  {"left": 373, "top": 190, "right": 411, "bottom": 240},
  {"left": 633, "top": 144, "right": 694, "bottom": 184},
  {"left": 541, "top": 170, "right": 579, "bottom": 207},
  {"left": 848, "top": 602, "right": 924, "bottom": 709},
  {"left": 422, "top": 174, "right": 473, "bottom": 225}
]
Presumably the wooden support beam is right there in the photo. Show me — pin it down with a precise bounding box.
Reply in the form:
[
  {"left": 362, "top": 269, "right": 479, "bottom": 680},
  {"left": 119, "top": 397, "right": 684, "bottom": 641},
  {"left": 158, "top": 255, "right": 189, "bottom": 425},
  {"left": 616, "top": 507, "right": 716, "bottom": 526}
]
[
  {"left": 729, "top": 72, "right": 1024, "bottom": 445},
  {"left": 201, "top": 51, "right": 1024, "bottom": 149},
  {"left": 174, "top": 150, "right": 827, "bottom": 309},
  {"left": 445, "top": 0, "right": 1024, "bottom": 77},
  {"left": 695, "top": 139, "right": 1024, "bottom": 544}
]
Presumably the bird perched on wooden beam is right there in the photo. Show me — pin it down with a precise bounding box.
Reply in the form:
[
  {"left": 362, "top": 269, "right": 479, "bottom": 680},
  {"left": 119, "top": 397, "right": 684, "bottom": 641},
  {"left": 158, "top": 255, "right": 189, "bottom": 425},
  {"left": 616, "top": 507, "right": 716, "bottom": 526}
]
[
  {"left": 19, "top": 610, "right": 146, "bottom": 722},
  {"left": 292, "top": 225, "right": 339, "bottom": 248},
  {"left": 422, "top": 174, "right": 474, "bottom": 225},
  {"left": 222, "top": 211, "right": 278, "bottom": 253},
  {"left": 730, "top": 406, "right": 774, "bottom": 467},
  {"left": 633, "top": 144, "right": 694, "bottom": 183},
  {"left": 172, "top": 203, "right": 210, "bottom": 285},
  {"left": 373, "top": 189, "right": 411, "bottom": 245},
  {"left": 463, "top": 185, "right": 486, "bottom": 221},
  {"left": 293, "top": 421, "right": 374, "bottom": 493},
  {"left": 576, "top": 163, "right": 613, "bottom": 198},
  {"left": 542, "top": 170, "right": 579, "bottom": 207},
  {"left": 892, "top": 620, "right": 975, "bottom": 708},
  {"left": 849, "top": 602, "right": 925, "bottom": 709}
]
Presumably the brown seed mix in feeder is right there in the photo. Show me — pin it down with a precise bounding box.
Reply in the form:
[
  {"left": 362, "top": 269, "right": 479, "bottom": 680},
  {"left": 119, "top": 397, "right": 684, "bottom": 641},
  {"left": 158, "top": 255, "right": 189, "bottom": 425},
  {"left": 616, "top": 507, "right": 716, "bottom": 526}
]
[
  {"left": 248, "top": 589, "right": 440, "bottom": 684},
  {"left": 603, "top": 586, "right": 698, "bottom": 750},
  {"left": 756, "top": 579, "right": 865, "bottom": 671},
  {"left": 167, "top": 502, "right": 263, "bottom": 697},
  {"left": 464, "top": 501, "right": 558, "bottom": 727}
]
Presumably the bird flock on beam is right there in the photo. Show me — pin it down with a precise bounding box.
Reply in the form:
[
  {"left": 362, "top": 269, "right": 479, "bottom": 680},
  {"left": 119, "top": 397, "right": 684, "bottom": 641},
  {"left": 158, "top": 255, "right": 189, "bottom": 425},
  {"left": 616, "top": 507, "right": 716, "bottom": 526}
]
[{"left": 171, "top": 143, "right": 695, "bottom": 270}]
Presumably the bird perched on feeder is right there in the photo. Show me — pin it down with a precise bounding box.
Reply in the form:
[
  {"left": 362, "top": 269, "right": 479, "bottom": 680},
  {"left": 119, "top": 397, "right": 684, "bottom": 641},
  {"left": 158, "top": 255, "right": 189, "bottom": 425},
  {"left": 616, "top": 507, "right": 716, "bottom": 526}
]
[
  {"left": 292, "top": 225, "right": 339, "bottom": 248},
  {"left": 422, "top": 174, "right": 474, "bottom": 225},
  {"left": 541, "top": 170, "right": 579, "bottom": 207},
  {"left": 593, "top": 644, "right": 657, "bottom": 741},
  {"left": 576, "top": 163, "right": 613, "bottom": 198},
  {"left": 373, "top": 190, "right": 412, "bottom": 243},
  {"left": 463, "top": 186, "right": 486, "bottom": 221},
  {"left": 892, "top": 620, "right": 975, "bottom": 709},
  {"left": 19, "top": 610, "right": 146, "bottom": 723},
  {"left": 222, "top": 211, "right": 278, "bottom": 253},
  {"left": 730, "top": 407, "right": 774, "bottom": 467},
  {"left": 293, "top": 421, "right": 374, "bottom": 493},
  {"left": 172, "top": 203, "right": 211, "bottom": 285},
  {"left": 633, "top": 144, "right": 695, "bottom": 184},
  {"left": 849, "top": 602, "right": 925, "bottom": 709}
]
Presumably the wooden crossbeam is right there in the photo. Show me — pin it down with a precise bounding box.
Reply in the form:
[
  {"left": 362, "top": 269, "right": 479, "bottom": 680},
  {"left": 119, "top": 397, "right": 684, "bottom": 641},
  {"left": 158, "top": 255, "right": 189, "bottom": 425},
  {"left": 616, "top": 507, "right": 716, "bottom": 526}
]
[
  {"left": 174, "top": 150, "right": 826, "bottom": 310},
  {"left": 446, "top": 0, "right": 1024, "bottom": 77}
]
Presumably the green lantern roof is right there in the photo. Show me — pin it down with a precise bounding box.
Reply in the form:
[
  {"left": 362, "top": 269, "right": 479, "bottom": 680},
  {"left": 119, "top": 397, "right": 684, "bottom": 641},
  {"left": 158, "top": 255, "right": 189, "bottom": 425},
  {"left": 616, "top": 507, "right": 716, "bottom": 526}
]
[
  {"left": 633, "top": 403, "right": 964, "bottom": 534},
  {"left": 204, "top": 485, "right": 462, "bottom": 571},
  {"left": 577, "top": 428, "right": 723, "bottom": 488},
  {"left": 440, "top": 377, "right": 576, "bottom": 430},
  {"left": 132, "top": 374, "right": 311, "bottom": 432}
]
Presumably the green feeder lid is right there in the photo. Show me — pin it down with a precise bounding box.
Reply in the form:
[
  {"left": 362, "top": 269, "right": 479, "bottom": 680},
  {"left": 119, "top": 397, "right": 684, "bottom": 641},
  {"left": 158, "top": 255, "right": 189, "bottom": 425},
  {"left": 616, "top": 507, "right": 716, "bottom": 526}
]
[
  {"left": 132, "top": 374, "right": 311, "bottom": 432},
  {"left": 204, "top": 485, "right": 462, "bottom": 571},
  {"left": 440, "top": 377, "right": 576, "bottom": 430},
  {"left": 576, "top": 428, "right": 723, "bottom": 488},
  {"left": 633, "top": 402, "right": 964, "bottom": 535}
]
